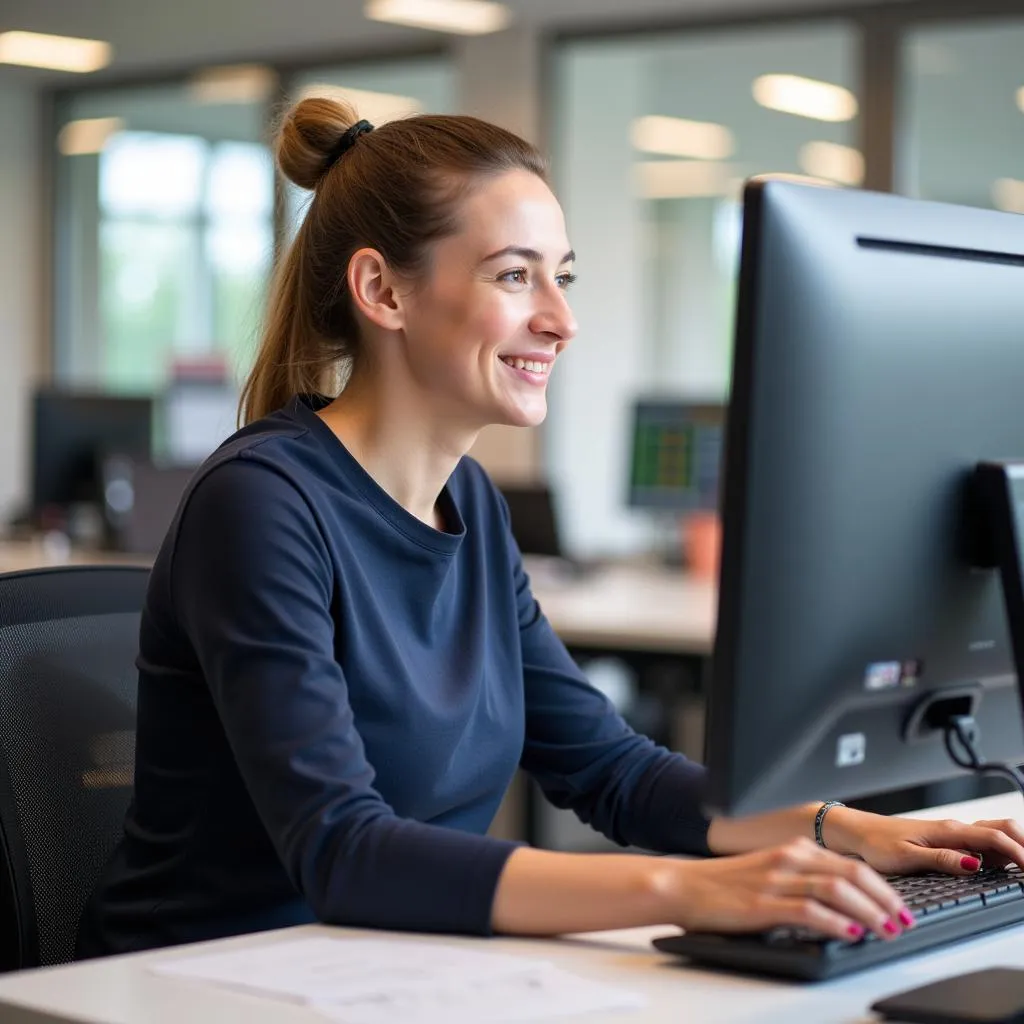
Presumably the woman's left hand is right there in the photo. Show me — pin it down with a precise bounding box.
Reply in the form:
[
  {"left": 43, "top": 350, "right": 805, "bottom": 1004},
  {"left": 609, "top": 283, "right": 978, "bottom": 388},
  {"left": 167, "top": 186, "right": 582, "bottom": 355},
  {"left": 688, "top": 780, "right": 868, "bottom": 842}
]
[{"left": 827, "top": 808, "right": 1024, "bottom": 876}]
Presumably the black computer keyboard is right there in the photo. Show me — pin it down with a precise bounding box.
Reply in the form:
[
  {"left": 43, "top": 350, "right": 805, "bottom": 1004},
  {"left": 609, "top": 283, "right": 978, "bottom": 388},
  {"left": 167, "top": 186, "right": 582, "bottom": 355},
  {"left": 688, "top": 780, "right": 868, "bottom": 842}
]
[{"left": 652, "top": 865, "right": 1024, "bottom": 981}]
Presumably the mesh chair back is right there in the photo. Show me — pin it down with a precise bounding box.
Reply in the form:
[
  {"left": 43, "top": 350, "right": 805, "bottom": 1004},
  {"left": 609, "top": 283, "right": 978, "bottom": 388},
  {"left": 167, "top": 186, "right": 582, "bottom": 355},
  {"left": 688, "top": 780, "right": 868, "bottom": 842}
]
[{"left": 0, "top": 565, "right": 148, "bottom": 969}]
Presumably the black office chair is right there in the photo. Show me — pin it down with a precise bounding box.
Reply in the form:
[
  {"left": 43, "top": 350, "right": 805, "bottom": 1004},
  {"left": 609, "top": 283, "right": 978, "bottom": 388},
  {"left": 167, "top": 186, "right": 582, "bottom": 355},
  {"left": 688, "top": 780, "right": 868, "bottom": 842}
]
[{"left": 0, "top": 565, "right": 149, "bottom": 970}]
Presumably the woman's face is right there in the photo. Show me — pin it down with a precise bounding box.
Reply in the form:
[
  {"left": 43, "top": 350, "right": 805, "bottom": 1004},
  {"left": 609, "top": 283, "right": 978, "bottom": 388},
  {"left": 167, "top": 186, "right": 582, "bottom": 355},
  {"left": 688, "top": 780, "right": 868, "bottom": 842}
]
[{"left": 395, "top": 169, "right": 578, "bottom": 432}]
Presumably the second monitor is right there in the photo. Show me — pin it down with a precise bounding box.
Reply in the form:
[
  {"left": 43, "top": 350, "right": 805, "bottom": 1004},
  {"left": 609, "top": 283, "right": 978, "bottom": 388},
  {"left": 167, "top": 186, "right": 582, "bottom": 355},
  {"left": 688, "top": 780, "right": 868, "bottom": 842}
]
[{"left": 627, "top": 400, "right": 725, "bottom": 515}]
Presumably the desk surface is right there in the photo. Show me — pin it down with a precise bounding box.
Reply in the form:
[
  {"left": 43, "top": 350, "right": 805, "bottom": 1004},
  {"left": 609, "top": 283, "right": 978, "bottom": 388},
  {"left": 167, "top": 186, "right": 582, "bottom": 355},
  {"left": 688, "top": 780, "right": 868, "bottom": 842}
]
[
  {"left": 0, "top": 537, "right": 149, "bottom": 575},
  {"left": 0, "top": 792, "right": 1019, "bottom": 1024},
  {"left": 525, "top": 558, "right": 716, "bottom": 655}
]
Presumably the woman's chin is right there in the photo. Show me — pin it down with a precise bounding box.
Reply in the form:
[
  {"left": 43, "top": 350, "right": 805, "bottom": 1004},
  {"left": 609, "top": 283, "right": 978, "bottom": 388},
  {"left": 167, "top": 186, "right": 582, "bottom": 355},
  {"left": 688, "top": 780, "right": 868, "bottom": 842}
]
[{"left": 498, "top": 399, "right": 548, "bottom": 429}]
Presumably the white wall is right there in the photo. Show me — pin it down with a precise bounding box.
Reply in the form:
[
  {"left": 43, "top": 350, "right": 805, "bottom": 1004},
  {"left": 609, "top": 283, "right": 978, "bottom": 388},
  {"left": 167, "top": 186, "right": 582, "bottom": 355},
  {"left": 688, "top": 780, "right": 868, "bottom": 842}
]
[
  {"left": 0, "top": 79, "right": 42, "bottom": 521},
  {"left": 548, "top": 45, "right": 653, "bottom": 557},
  {"left": 459, "top": 27, "right": 545, "bottom": 484}
]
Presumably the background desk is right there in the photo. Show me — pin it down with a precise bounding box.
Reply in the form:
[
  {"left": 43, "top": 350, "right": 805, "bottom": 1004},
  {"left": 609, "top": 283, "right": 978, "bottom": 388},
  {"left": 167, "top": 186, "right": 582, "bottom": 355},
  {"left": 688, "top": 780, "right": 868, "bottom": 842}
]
[
  {"left": 526, "top": 560, "right": 716, "bottom": 656},
  {"left": 0, "top": 537, "right": 149, "bottom": 574},
  {"left": 0, "top": 792, "right": 1019, "bottom": 1024}
]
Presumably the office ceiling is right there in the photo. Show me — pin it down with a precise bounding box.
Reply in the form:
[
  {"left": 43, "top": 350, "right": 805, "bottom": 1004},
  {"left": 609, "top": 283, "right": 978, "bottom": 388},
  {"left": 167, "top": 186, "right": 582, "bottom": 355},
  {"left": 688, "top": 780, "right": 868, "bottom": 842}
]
[
  {"left": 1, "top": 0, "right": 1020, "bottom": 210},
  {"left": 0, "top": 0, "right": 900, "bottom": 82}
]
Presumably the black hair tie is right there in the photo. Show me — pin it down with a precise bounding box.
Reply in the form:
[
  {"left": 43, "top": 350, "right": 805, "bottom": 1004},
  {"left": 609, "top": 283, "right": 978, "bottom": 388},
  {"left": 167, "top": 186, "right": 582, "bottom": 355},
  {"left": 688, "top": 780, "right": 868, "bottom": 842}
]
[{"left": 323, "top": 119, "right": 375, "bottom": 173}]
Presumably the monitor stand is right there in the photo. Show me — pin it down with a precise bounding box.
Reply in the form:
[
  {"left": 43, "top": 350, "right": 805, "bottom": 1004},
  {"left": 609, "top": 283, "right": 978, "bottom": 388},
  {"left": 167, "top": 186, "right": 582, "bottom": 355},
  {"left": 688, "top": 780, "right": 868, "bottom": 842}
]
[
  {"left": 873, "top": 465, "right": 1024, "bottom": 1023},
  {"left": 972, "top": 462, "right": 1024, "bottom": 708},
  {"left": 916, "top": 462, "right": 1024, "bottom": 797}
]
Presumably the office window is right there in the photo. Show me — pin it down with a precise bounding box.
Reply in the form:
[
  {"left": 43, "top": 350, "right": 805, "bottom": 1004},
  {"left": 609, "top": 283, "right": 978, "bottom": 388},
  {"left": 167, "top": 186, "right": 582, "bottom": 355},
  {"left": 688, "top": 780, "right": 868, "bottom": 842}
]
[
  {"left": 54, "top": 84, "right": 274, "bottom": 394},
  {"left": 550, "top": 24, "right": 859, "bottom": 556},
  {"left": 899, "top": 19, "right": 1024, "bottom": 213}
]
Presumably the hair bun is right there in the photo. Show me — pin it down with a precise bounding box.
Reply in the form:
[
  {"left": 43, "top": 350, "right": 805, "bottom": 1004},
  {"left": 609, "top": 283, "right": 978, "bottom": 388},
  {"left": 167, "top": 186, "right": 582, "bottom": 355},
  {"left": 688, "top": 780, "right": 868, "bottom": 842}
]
[{"left": 275, "top": 96, "right": 360, "bottom": 191}]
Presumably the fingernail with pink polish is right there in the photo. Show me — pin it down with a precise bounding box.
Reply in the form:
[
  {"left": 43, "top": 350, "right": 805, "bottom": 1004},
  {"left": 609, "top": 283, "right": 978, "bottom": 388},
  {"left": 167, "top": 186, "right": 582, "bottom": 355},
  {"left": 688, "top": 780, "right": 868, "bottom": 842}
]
[
  {"left": 899, "top": 909, "right": 915, "bottom": 928},
  {"left": 961, "top": 856, "right": 981, "bottom": 871},
  {"left": 847, "top": 924, "right": 865, "bottom": 939},
  {"left": 883, "top": 920, "right": 900, "bottom": 936}
]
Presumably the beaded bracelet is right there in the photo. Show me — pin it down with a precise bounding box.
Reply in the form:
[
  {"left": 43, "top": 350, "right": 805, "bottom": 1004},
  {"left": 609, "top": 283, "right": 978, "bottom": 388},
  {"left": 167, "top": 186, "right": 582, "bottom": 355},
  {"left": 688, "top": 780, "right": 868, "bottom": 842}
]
[{"left": 814, "top": 800, "right": 845, "bottom": 849}]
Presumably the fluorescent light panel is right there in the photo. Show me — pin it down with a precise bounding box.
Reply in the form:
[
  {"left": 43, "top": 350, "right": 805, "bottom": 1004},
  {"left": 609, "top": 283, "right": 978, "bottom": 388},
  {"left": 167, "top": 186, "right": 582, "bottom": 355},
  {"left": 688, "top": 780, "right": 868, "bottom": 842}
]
[
  {"left": 992, "top": 178, "right": 1024, "bottom": 215},
  {"left": 0, "top": 30, "right": 111, "bottom": 73},
  {"left": 296, "top": 84, "right": 421, "bottom": 125},
  {"left": 799, "top": 140, "right": 864, "bottom": 186},
  {"left": 57, "top": 117, "right": 124, "bottom": 155},
  {"left": 631, "top": 115, "right": 734, "bottom": 161},
  {"left": 635, "top": 160, "right": 734, "bottom": 200},
  {"left": 188, "top": 64, "right": 277, "bottom": 105},
  {"left": 365, "top": 0, "right": 510, "bottom": 35},
  {"left": 753, "top": 74, "right": 858, "bottom": 123}
]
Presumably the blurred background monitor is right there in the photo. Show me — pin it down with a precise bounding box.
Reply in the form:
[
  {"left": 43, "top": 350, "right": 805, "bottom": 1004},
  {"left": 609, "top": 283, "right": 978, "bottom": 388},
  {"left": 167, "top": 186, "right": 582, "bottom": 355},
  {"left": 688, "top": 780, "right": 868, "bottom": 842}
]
[
  {"left": 161, "top": 375, "right": 238, "bottom": 468},
  {"left": 499, "top": 484, "right": 564, "bottom": 559},
  {"left": 100, "top": 454, "right": 194, "bottom": 554},
  {"left": 31, "top": 390, "right": 153, "bottom": 522},
  {"left": 706, "top": 180, "right": 1024, "bottom": 819},
  {"left": 627, "top": 400, "right": 725, "bottom": 515}
]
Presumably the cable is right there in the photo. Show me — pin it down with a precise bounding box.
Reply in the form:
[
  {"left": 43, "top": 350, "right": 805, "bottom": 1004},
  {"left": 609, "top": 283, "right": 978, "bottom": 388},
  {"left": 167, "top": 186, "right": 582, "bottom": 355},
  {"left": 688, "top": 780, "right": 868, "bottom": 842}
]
[{"left": 942, "top": 714, "right": 1024, "bottom": 798}]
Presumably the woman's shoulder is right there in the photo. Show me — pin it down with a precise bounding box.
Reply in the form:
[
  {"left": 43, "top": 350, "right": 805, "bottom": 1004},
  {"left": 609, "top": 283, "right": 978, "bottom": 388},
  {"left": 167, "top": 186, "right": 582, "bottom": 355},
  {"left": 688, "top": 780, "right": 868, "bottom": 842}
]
[{"left": 449, "top": 454, "right": 507, "bottom": 521}]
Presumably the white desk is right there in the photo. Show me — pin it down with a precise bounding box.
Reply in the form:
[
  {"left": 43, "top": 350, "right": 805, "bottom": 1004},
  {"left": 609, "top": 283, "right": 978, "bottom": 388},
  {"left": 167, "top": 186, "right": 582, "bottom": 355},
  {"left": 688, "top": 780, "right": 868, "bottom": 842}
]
[
  {"left": 527, "top": 559, "right": 716, "bottom": 655},
  {"left": 0, "top": 792, "right": 1020, "bottom": 1024}
]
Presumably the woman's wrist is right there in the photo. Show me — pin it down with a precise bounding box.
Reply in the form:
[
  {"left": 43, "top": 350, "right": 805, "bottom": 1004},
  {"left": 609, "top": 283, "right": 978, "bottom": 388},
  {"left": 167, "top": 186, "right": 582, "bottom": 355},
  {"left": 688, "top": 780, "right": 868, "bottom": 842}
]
[{"left": 818, "top": 804, "right": 873, "bottom": 856}]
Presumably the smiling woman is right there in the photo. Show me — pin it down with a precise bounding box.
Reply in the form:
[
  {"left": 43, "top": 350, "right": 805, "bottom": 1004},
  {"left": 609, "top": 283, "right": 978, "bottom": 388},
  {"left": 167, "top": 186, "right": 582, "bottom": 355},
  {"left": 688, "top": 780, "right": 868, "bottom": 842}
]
[{"left": 75, "top": 96, "right": 1024, "bottom": 965}]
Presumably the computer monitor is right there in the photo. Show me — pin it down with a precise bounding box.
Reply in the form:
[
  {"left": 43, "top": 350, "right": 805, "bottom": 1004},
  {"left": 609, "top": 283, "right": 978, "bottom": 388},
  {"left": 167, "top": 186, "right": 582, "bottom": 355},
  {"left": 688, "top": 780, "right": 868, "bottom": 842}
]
[
  {"left": 100, "top": 454, "right": 194, "bottom": 554},
  {"left": 31, "top": 390, "right": 154, "bottom": 517},
  {"left": 705, "top": 180, "right": 1024, "bottom": 818},
  {"left": 499, "top": 484, "right": 563, "bottom": 559},
  {"left": 627, "top": 400, "right": 725, "bottom": 514}
]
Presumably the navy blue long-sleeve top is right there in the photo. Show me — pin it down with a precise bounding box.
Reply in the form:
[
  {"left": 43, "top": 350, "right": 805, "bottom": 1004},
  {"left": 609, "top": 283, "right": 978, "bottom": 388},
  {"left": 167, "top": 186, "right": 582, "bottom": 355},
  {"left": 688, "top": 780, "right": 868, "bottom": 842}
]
[{"left": 76, "top": 395, "right": 710, "bottom": 957}]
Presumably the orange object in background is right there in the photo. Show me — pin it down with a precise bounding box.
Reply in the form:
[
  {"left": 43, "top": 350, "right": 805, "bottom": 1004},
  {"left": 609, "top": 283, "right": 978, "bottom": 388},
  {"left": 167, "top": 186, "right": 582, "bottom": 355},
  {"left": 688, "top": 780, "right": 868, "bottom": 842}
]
[{"left": 683, "top": 511, "right": 721, "bottom": 580}]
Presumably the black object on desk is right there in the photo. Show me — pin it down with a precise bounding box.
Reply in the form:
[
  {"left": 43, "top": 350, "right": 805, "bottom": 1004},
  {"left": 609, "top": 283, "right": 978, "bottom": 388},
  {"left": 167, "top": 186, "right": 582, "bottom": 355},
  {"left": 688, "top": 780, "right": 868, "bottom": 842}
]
[{"left": 872, "top": 967, "right": 1024, "bottom": 1023}]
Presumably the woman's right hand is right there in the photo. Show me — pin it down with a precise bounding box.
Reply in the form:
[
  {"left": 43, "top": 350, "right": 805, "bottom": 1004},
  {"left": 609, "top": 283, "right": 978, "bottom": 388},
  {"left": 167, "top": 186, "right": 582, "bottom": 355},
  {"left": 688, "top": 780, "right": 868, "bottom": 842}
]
[{"left": 665, "top": 837, "right": 914, "bottom": 941}]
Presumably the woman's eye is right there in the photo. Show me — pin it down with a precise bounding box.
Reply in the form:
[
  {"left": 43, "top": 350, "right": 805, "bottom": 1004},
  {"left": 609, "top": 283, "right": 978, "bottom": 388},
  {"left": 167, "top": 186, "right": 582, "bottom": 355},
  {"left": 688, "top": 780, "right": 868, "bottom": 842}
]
[
  {"left": 499, "top": 268, "right": 528, "bottom": 285},
  {"left": 557, "top": 272, "right": 577, "bottom": 290}
]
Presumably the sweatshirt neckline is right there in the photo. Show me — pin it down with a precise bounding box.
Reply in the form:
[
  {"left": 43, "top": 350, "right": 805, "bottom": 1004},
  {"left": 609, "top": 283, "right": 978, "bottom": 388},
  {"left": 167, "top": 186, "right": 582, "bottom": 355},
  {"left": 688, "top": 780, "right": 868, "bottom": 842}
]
[{"left": 289, "top": 395, "right": 465, "bottom": 556}]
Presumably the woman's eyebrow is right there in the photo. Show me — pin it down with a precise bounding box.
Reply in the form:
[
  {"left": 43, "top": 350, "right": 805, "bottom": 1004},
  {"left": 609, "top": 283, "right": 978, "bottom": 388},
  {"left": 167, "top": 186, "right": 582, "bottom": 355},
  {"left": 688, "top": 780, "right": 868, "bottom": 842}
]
[{"left": 479, "top": 246, "right": 576, "bottom": 265}]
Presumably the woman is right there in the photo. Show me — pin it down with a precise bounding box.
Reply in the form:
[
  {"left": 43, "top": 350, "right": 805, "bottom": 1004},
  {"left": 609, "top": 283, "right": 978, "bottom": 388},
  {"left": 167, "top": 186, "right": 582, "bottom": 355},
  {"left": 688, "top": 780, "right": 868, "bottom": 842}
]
[{"left": 77, "top": 99, "right": 1024, "bottom": 958}]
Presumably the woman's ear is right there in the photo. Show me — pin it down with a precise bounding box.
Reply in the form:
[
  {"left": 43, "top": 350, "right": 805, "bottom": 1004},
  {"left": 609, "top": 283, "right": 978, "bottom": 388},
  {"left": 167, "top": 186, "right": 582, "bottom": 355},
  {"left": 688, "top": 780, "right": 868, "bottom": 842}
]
[{"left": 348, "top": 248, "right": 407, "bottom": 332}]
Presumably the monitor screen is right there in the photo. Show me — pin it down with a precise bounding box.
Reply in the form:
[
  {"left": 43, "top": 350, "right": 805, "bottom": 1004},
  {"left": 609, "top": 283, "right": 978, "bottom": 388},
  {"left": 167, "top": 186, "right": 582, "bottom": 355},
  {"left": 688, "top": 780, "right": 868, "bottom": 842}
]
[
  {"left": 705, "top": 181, "right": 1024, "bottom": 817},
  {"left": 499, "top": 484, "right": 562, "bottom": 559},
  {"left": 627, "top": 401, "right": 725, "bottom": 514},
  {"left": 32, "top": 390, "right": 154, "bottom": 516}
]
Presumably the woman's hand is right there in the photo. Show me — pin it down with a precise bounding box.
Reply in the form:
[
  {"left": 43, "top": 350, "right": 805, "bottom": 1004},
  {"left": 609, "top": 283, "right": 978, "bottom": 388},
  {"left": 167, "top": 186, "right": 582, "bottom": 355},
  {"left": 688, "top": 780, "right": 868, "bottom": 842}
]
[
  {"left": 825, "top": 808, "right": 1024, "bottom": 876},
  {"left": 667, "top": 837, "right": 912, "bottom": 941}
]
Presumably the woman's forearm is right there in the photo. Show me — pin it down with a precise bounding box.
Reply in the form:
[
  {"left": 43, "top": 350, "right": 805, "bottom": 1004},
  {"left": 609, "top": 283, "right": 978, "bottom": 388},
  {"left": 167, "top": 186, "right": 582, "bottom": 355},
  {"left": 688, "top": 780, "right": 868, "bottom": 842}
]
[
  {"left": 490, "top": 847, "right": 676, "bottom": 935},
  {"left": 706, "top": 802, "right": 868, "bottom": 855}
]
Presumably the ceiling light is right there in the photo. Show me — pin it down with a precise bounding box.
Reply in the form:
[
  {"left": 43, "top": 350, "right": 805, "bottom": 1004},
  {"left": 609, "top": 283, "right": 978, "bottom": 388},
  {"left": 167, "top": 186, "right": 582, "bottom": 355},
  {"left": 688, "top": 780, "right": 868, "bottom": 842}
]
[
  {"left": 635, "top": 161, "right": 734, "bottom": 200},
  {"left": 630, "top": 116, "right": 734, "bottom": 161},
  {"left": 365, "top": 0, "right": 510, "bottom": 35},
  {"left": 57, "top": 117, "right": 125, "bottom": 156},
  {"left": 1016, "top": 86, "right": 1024, "bottom": 114},
  {"left": 992, "top": 178, "right": 1024, "bottom": 215},
  {"left": 753, "top": 74, "right": 858, "bottom": 122},
  {"left": 296, "top": 84, "right": 421, "bottom": 125},
  {"left": 799, "top": 141, "right": 864, "bottom": 186},
  {"left": 0, "top": 30, "right": 111, "bottom": 73},
  {"left": 188, "top": 64, "right": 277, "bottom": 105}
]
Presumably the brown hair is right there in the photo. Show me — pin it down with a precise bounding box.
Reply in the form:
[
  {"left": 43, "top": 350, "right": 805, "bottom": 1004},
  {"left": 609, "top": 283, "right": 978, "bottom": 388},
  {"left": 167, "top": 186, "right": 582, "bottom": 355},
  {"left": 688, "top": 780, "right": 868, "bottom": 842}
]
[{"left": 239, "top": 97, "right": 548, "bottom": 424}]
